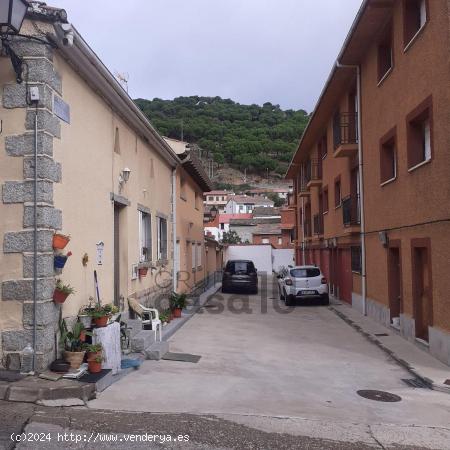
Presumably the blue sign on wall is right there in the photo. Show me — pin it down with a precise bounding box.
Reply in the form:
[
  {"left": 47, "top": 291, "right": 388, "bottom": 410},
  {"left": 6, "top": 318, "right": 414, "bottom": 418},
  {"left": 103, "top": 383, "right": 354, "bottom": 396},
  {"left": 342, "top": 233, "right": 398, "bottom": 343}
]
[{"left": 53, "top": 96, "right": 70, "bottom": 124}]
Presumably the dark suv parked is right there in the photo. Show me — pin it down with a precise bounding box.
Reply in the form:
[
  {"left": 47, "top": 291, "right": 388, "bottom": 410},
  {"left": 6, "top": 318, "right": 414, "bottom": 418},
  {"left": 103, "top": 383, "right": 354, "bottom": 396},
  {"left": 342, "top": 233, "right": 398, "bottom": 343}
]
[{"left": 222, "top": 260, "right": 258, "bottom": 294}]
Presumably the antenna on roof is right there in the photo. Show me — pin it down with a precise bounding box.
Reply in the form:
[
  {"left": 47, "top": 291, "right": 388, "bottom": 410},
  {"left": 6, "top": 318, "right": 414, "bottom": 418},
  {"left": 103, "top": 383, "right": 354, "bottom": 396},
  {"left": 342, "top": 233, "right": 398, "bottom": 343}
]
[{"left": 115, "top": 71, "right": 129, "bottom": 93}]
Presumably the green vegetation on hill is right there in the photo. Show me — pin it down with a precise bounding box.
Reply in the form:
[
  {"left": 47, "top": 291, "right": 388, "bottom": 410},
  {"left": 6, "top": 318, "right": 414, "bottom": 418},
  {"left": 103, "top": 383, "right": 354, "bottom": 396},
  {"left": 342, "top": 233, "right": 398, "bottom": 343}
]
[{"left": 135, "top": 96, "right": 309, "bottom": 175}]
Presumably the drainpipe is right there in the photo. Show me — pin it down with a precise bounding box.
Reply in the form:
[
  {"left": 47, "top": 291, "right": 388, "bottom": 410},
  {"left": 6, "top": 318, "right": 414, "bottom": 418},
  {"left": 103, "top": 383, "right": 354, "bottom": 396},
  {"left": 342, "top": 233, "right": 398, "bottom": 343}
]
[
  {"left": 336, "top": 61, "right": 367, "bottom": 316},
  {"left": 32, "top": 106, "right": 38, "bottom": 372},
  {"left": 171, "top": 167, "right": 177, "bottom": 293},
  {"left": 300, "top": 164, "right": 306, "bottom": 265}
]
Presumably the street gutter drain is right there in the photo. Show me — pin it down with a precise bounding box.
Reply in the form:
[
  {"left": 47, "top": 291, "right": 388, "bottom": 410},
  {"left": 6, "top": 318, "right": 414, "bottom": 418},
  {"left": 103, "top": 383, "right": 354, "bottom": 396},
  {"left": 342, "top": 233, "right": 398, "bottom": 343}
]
[
  {"left": 402, "top": 378, "right": 428, "bottom": 389},
  {"left": 374, "top": 333, "right": 389, "bottom": 337},
  {"left": 357, "top": 390, "right": 402, "bottom": 402}
]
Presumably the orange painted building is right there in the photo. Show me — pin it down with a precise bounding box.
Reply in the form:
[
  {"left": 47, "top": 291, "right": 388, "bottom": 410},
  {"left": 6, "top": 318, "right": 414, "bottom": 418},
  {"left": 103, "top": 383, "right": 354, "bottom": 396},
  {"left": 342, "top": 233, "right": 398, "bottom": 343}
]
[{"left": 287, "top": 0, "right": 450, "bottom": 365}]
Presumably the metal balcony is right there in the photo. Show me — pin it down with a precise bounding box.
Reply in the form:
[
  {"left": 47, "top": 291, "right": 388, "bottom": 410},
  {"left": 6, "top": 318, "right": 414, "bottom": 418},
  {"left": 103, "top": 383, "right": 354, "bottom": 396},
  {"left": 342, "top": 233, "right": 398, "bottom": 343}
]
[
  {"left": 313, "top": 213, "right": 324, "bottom": 236},
  {"left": 333, "top": 113, "right": 358, "bottom": 158},
  {"left": 342, "top": 195, "right": 360, "bottom": 231},
  {"left": 305, "top": 158, "right": 322, "bottom": 188}
]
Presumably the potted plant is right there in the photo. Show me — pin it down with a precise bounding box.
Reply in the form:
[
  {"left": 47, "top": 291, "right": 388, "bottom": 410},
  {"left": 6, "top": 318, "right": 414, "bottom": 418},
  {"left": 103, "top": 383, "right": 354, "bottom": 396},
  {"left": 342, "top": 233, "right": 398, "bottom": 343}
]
[
  {"left": 138, "top": 267, "right": 148, "bottom": 277},
  {"left": 169, "top": 292, "right": 187, "bottom": 318},
  {"left": 87, "top": 355, "right": 103, "bottom": 374},
  {"left": 78, "top": 298, "right": 96, "bottom": 328},
  {"left": 53, "top": 279, "right": 75, "bottom": 304},
  {"left": 53, "top": 233, "right": 70, "bottom": 250},
  {"left": 89, "top": 303, "right": 118, "bottom": 327},
  {"left": 54, "top": 251, "right": 73, "bottom": 270},
  {"left": 84, "top": 343, "right": 102, "bottom": 360},
  {"left": 59, "top": 320, "right": 86, "bottom": 369},
  {"left": 159, "top": 311, "right": 169, "bottom": 326}
]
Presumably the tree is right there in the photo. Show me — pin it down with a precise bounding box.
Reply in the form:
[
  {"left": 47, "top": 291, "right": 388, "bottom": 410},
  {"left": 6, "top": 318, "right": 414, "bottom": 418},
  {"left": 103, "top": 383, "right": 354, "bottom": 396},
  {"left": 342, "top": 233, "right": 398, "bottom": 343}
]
[
  {"left": 221, "top": 230, "right": 242, "bottom": 244},
  {"left": 134, "top": 96, "right": 309, "bottom": 178},
  {"left": 267, "top": 192, "right": 285, "bottom": 207}
]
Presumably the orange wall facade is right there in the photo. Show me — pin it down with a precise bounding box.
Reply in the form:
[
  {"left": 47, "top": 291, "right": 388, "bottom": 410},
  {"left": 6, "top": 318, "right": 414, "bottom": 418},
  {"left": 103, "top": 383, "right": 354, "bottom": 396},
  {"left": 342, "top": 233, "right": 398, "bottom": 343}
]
[{"left": 289, "top": 0, "right": 450, "bottom": 365}]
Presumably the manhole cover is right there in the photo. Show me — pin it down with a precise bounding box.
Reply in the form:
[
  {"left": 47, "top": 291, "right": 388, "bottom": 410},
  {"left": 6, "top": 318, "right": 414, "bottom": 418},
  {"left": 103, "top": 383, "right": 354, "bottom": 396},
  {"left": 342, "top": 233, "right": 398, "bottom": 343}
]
[
  {"left": 357, "top": 390, "right": 402, "bottom": 402},
  {"left": 374, "top": 333, "right": 389, "bottom": 337}
]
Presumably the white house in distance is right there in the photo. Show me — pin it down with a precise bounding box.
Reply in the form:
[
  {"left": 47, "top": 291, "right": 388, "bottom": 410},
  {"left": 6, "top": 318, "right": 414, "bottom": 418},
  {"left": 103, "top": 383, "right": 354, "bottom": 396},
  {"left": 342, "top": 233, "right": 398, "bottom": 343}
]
[
  {"left": 204, "top": 213, "right": 252, "bottom": 241},
  {"left": 203, "top": 190, "right": 230, "bottom": 213},
  {"left": 224, "top": 195, "right": 274, "bottom": 214}
]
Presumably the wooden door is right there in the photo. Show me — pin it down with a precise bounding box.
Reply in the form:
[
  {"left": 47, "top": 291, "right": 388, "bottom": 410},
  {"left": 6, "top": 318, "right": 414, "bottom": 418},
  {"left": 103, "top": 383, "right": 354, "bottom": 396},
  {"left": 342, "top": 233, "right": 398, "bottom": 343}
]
[
  {"left": 413, "top": 245, "right": 433, "bottom": 341},
  {"left": 388, "top": 246, "right": 402, "bottom": 323}
]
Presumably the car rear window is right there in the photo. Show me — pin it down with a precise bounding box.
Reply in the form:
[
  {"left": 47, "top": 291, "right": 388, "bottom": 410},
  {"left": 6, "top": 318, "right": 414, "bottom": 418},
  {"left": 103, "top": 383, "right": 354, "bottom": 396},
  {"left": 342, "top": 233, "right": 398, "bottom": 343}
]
[
  {"left": 290, "top": 268, "right": 321, "bottom": 278},
  {"left": 226, "top": 261, "right": 255, "bottom": 274}
]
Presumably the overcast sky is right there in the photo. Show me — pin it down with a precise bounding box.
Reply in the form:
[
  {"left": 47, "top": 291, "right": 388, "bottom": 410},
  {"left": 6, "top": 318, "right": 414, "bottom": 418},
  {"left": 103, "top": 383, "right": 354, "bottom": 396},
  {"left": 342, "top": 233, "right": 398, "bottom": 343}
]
[{"left": 54, "top": 0, "right": 362, "bottom": 112}]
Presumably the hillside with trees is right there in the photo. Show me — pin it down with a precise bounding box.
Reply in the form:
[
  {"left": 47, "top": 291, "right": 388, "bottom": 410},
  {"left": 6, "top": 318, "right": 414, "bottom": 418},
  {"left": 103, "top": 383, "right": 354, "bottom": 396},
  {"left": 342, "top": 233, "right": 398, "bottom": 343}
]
[{"left": 135, "top": 96, "right": 309, "bottom": 178}]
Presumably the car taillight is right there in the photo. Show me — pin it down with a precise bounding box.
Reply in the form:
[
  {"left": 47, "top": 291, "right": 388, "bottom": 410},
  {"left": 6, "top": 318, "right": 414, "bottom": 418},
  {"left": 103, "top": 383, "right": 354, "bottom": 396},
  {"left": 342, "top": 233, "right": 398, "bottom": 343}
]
[
  {"left": 285, "top": 279, "right": 293, "bottom": 286},
  {"left": 321, "top": 277, "right": 327, "bottom": 284}
]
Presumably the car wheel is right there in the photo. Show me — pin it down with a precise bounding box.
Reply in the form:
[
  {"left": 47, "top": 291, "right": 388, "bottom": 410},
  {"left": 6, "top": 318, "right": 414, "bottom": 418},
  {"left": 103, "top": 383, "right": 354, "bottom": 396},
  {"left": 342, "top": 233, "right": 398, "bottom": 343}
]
[
  {"left": 279, "top": 288, "right": 285, "bottom": 301},
  {"left": 322, "top": 295, "right": 329, "bottom": 306},
  {"left": 252, "top": 288, "right": 258, "bottom": 295},
  {"left": 284, "top": 292, "right": 293, "bottom": 306},
  {"left": 221, "top": 286, "right": 227, "bottom": 294}
]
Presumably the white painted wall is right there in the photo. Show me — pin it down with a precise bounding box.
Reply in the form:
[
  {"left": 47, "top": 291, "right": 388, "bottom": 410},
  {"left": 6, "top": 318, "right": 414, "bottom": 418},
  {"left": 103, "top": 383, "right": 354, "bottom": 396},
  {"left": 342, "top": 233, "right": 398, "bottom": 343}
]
[
  {"left": 272, "top": 249, "right": 295, "bottom": 274},
  {"left": 224, "top": 244, "right": 273, "bottom": 273}
]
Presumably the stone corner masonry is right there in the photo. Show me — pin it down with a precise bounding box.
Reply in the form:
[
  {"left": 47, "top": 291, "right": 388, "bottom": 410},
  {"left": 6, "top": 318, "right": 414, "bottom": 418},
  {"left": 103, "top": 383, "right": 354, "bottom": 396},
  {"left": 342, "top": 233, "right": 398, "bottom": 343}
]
[{"left": 1, "top": 36, "right": 66, "bottom": 371}]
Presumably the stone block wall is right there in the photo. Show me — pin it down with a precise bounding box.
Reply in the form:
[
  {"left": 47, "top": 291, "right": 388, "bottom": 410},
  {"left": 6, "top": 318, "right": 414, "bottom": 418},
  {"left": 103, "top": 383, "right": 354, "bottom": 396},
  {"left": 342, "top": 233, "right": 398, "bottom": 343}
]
[{"left": 1, "top": 36, "right": 64, "bottom": 371}]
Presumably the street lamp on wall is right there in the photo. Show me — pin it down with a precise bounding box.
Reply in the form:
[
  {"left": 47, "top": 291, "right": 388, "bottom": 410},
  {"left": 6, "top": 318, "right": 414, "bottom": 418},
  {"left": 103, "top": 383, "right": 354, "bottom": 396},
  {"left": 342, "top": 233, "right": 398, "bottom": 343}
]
[
  {"left": 0, "top": 0, "right": 28, "bottom": 35},
  {"left": 0, "top": 0, "right": 27, "bottom": 83}
]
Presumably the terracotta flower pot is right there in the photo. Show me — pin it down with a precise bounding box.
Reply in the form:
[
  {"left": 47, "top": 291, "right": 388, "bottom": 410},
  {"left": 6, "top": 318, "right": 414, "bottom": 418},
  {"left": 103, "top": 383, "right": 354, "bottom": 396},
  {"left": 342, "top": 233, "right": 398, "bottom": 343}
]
[
  {"left": 173, "top": 307, "right": 182, "bottom": 318},
  {"left": 87, "top": 359, "right": 102, "bottom": 374},
  {"left": 64, "top": 350, "right": 85, "bottom": 369},
  {"left": 94, "top": 316, "right": 109, "bottom": 327},
  {"left": 138, "top": 267, "right": 148, "bottom": 277},
  {"left": 87, "top": 351, "right": 102, "bottom": 360},
  {"left": 53, "top": 289, "right": 69, "bottom": 304},
  {"left": 53, "top": 234, "right": 70, "bottom": 250}
]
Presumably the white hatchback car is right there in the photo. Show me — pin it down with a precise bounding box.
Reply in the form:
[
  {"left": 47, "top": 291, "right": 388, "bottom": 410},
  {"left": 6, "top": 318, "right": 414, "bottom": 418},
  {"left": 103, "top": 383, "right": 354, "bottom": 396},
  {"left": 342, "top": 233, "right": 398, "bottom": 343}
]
[{"left": 277, "top": 265, "right": 329, "bottom": 306}]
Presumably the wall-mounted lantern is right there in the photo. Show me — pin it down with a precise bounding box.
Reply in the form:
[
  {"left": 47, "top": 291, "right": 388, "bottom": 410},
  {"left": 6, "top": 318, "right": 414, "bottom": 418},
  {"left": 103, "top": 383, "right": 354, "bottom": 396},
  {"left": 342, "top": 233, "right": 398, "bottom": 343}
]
[
  {"left": 118, "top": 167, "right": 131, "bottom": 190},
  {"left": 0, "top": 0, "right": 28, "bottom": 35}
]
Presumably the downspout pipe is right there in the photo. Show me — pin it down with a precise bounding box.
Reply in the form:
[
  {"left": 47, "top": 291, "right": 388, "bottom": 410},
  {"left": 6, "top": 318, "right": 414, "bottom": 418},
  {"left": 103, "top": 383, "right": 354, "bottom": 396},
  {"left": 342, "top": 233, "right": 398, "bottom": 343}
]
[
  {"left": 336, "top": 61, "right": 367, "bottom": 316},
  {"left": 32, "top": 106, "right": 38, "bottom": 372},
  {"left": 171, "top": 167, "right": 177, "bottom": 293},
  {"left": 300, "top": 165, "right": 306, "bottom": 265}
]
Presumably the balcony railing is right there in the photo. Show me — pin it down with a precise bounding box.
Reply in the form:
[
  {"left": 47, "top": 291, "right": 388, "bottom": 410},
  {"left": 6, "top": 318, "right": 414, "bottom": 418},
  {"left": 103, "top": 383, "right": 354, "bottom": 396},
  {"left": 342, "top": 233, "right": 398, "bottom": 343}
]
[
  {"left": 313, "top": 213, "right": 324, "bottom": 235},
  {"left": 333, "top": 113, "right": 358, "bottom": 150},
  {"left": 304, "top": 220, "right": 312, "bottom": 238},
  {"left": 305, "top": 158, "right": 322, "bottom": 184},
  {"left": 342, "top": 195, "right": 360, "bottom": 226}
]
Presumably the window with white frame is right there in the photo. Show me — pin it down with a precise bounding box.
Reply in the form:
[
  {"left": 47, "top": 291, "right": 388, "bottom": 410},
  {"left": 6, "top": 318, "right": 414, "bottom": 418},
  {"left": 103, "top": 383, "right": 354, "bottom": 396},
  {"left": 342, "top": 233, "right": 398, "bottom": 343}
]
[
  {"left": 262, "top": 238, "right": 269, "bottom": 244},
  {"left": 157, "top": 216, "right": 167, "bottom": 260},
  {"left": 191, "top": 242, "right": 196, "bottom": 270},
  {"left": 197, "top": 243, "right": 202, "bottom": 269},
  {"left": 139, "top": 211, "right": 151, "bottom": 262}
]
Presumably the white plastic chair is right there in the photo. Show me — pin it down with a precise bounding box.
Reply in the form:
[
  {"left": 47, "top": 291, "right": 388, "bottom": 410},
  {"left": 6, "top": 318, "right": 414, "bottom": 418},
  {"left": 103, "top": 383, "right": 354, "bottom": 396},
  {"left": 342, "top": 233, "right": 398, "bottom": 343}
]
[
  {"left": 128, "top": 297, "right": 163, "bottom": 342},
  {"left": 141, "top": 306, "right": 162, "bottom": 342}
]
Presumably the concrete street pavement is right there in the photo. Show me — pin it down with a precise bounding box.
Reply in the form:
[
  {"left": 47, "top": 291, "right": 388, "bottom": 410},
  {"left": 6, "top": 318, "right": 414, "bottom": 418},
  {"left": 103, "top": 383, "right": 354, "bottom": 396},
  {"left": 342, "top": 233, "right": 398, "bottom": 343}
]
[{"left": 86, "top": 277, "right": 450, "bottom": 449}]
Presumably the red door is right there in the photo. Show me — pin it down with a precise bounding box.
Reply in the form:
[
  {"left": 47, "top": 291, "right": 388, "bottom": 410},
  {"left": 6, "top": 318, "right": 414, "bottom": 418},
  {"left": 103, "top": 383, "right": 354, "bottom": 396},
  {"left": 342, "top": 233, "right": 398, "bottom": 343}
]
[
  {"left": 338, "top": 248, "right": 352, "bottom": 303},
  {"left": 320, "top": 249, "right": 330, "bottom": 283}
]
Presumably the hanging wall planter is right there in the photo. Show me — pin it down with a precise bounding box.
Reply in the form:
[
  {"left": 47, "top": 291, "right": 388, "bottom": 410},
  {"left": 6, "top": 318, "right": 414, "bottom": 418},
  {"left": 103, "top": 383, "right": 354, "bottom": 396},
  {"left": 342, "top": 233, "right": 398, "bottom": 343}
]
[
  {"left": 53, "top": 233, "right": 71, "bottom": 250},
  {"left": 54, "top": 251, "right": 72, "bottom": 270},
  {"left": 53, "top": 279, "right": 75, "bottom": 304},
  {"left": 138, "top": 267, "right": 148, "bottom": 277}
]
